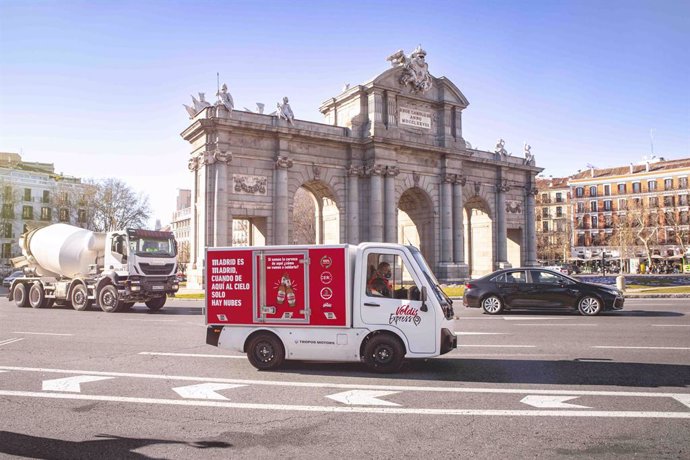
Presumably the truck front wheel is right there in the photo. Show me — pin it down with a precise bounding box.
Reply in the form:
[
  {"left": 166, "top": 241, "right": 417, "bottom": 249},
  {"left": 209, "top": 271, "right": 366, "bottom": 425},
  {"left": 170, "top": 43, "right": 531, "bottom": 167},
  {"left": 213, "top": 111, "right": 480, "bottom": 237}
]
[
  {"left": 145, "top": 296, "right": 166, "bottom": 311},
  {"left": 71, "top": 284, "right": 92, "bottom": 311},
  {"left": 98, "top": 285, "right": 120, "bottom": 313},
  {"left": 13, "top": 283, "right": 29, "bottom": 308},
  {"left": 362, "top": 335, "right": 405, "bottom": 373},
  {"left": 246, "top": 333, "right": 285, "bottom": 371},
  {"left": 29, "top": 282, "right": 46, "bottom": 308}
]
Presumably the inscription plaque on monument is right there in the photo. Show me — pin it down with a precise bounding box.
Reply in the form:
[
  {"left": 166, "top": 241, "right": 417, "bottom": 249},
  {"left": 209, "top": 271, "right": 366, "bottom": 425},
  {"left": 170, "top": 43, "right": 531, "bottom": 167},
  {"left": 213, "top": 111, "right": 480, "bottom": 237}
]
[{"left": 399, "top": 107, "right": 431, "bottom": 129}]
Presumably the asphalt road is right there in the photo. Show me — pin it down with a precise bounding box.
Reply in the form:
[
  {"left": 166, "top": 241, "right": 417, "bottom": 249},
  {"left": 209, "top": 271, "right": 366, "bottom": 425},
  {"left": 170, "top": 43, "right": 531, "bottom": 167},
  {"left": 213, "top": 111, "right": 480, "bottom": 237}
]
[{"left": 0, "top": 295, "right": 689, "bottom": 459}]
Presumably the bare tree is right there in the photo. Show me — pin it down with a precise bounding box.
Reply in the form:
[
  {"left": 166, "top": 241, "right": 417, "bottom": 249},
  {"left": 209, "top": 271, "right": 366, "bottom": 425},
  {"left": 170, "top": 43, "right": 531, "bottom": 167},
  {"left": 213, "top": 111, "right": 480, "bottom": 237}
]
[
  {"left": 84, "top": 178, "right": 151, "bottom": 231},
  {"left": 624, "top": 197, "right": 658, "bottom": 267},
  {"left": 662, "top": 195, "right": 690, "bottom": 255},
  {"left": 292, "top": 187, "right": 315, "bottom": 244},
  {"left": 177, "top": 241, "right": 190, "bottom": 273}
]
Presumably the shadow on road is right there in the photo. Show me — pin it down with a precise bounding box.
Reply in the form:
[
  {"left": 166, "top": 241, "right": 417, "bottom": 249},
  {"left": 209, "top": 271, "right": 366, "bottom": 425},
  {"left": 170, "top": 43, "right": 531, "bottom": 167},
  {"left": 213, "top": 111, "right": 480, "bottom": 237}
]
[
  {"left": 0, "top": 431, "right": 231, "bottom": 459},
  {"left": 277, "top": 358, "right": 690, "bottom": 388}
]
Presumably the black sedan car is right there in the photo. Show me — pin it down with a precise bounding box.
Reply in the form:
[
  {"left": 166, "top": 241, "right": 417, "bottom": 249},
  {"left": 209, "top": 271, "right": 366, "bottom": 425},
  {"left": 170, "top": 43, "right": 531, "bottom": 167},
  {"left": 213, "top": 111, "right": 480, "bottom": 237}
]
[{"left": 463, "top": 268, "right": 624, "bottom": 316}]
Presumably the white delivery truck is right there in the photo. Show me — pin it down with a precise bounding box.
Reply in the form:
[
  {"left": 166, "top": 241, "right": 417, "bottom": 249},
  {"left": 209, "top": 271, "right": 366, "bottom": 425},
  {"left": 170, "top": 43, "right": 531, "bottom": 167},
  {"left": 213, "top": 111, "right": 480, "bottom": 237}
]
[
  {"left": 205, "top": 243, "right": 457, "bottom": 372},
  {"left": 9, "top": 223, "right": 179, "bottom": 312}
]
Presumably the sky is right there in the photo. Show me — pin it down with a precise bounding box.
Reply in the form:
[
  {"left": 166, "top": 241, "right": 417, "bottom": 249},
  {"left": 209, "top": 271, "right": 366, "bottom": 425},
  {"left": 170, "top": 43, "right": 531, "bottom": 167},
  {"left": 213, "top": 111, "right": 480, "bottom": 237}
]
[{"left": 1, "top": 0, "right": 688, "bottom": 228}]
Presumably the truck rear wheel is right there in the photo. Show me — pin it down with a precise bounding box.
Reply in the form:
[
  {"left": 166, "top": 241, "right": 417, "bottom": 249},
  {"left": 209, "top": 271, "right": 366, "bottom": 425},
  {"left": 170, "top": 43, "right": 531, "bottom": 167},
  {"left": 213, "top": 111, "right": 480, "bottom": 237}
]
[
  {"left": 71, "top": 284, "right": 92, "bottom": 311},
  {"left": 29, "top": 282, "right": 46, "bottom": 308},
  {"left": 246, "top": 333, "right": 285, "bottom": 370},
  {"left": 362, "top": 335, "right": 405, "bottom": 373},
  {"left": 145, "top": 296, "right": 166, "bottom": 311},
  {"left": 13, "top": 283, "right": 29, "bottom": 308},
  {"left": 98, "top": 285, "right": 120, "bottom": 313}
]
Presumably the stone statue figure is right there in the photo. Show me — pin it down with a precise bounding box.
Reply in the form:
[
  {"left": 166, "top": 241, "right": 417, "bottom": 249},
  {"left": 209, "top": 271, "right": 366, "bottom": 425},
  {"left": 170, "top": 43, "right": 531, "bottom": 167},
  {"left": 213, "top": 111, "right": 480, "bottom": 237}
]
[
  {"left": 386, "top": 45, "right": 433, "bottom": 93},
  {"left": 215, "top": 83, "right": 234, "bottom": 112},
  {"left": 524, "top": 143, "right": 535, "bottom": 165},
  {"left": 183, "top": 92, "right": 212, "bottom": 118},
  {"left": 494, "top": 139, "right": 508, "bottom": 158},
  {"left": 277, "top": 97, "right": 294, "bottom": 124}
]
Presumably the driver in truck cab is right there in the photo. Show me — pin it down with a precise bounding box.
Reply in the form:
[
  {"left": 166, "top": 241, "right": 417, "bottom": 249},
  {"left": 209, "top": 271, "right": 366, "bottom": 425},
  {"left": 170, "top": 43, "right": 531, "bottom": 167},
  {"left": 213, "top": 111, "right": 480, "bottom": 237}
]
[{"left": 367, "top": 262, "right": 393, "bottom": 297}]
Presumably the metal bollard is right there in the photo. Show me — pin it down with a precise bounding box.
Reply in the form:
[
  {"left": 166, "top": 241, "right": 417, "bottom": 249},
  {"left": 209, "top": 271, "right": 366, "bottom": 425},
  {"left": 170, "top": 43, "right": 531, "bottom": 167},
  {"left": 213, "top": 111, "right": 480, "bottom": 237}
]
[{"left": 616, "top": 275, "right": 625, "bottom": 292}]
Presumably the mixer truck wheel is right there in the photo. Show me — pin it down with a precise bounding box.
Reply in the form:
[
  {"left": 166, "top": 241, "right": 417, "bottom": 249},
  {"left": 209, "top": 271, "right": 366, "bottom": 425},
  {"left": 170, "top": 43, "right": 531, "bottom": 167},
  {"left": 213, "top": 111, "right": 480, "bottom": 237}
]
[
  {"left": 13, "top": 283, "right": 29, "bottom": 308},
  {"left": 98, "top": 285, "right": 121, "bottom": 313},
  {"left": 29, "top": 282, "right": 46, "bottom": 308},
  {"left": 71, "top": 284, "right": 92, "bottom": 311},
  {"left": 145, "top": 296, "right": 166, "bottom": 311}
]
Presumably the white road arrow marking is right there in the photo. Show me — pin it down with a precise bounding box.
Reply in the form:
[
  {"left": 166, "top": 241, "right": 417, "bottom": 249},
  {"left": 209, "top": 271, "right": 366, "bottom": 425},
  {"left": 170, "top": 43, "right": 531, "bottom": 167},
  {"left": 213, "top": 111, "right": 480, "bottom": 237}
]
[
  {"left": 42, "top": 376, "right": 114, "bottom": 393},
  {"left": 521, "top": 395, "right": 590, "bottom": 409},
  {"left": 172, "top": 383, "right": 246, "bottom": 400},
  {"left": 672, "top": 394, "right": 690, "bottom": 409},
  {"left": 326, "top": 390, "right": 401, "bottom": 406}
]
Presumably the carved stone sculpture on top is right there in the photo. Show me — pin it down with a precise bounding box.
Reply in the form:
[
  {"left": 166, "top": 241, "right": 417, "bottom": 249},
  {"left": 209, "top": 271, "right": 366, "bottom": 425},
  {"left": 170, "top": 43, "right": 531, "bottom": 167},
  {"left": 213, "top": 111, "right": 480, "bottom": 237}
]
[
  {"left": 276, "top": 96, "right": 295, "bottom": 124},
  {"left": 386, "top": 45, "right": 433, "bottom": 94},
  {"left": 183, "top": 92, "right": 212, "bottom": 118},
  {"left": 523, "top": 143, "right": 535, "bottom": 165},
  {"left": 215, "top": 83, "right": 234, "bottom": 112},
  {"left": 494, "top": 139, "right": 508, "bottom": 159}
]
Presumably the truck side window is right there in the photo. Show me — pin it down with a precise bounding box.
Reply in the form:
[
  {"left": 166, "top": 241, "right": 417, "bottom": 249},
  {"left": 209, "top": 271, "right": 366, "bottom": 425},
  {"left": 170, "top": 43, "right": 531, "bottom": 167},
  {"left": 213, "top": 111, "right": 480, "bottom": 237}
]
[{"left": 365, "top": 253, "right": 421, "bottom": 300}]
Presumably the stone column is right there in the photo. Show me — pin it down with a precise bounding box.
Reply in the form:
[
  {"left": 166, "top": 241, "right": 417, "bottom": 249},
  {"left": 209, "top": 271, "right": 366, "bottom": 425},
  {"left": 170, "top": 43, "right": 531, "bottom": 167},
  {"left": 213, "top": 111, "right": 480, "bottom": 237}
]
[
  {"left": 384, "top": 166, "right": 399, "bottom": 243},
  {"left": 213, "top": 151, "right": 232, "bottom": 247},
  {"left": 524, "top": 184, "right": 539, "bottom": 266},
  {"left": 367, "top": 164, "right": 385, "bottom": 242},
  {"left": 496, "top": 180, "right": 511, "bottom": 268},
  {"left": 440, "top": 173, "right": 454, "bottom": 262},
  {"left": 347, "top": 165, "right": 363, "bottom": 244},
  {"left": 453, "top": 175, "right": 466, "bottom": 265},
  {"left": 274, "top": 156, "right": 293, "bottom": 245}
]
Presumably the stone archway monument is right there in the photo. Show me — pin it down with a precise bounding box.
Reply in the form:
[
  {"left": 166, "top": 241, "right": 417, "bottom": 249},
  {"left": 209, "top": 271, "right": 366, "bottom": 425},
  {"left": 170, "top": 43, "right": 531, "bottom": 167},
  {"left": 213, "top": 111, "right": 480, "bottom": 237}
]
[{"left": 181, "top": 46, "right": 542, "bottom": 288}]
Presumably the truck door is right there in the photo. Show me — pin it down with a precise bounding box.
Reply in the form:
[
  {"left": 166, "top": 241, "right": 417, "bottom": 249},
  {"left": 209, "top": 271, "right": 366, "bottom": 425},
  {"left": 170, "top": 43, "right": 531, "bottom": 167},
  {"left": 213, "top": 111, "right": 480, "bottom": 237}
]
[
  {"left": 359, "top": 248, "right": 436, "bottom": 353},
  {"left": 255, "top": 251, "right": 310, "bottom": 323}
]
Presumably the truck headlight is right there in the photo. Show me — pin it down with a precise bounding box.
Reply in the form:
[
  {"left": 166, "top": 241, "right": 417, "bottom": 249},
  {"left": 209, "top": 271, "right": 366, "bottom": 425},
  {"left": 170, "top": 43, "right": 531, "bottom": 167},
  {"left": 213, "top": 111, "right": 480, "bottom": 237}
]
[{"left": 131, "top": 285, "right": 141, "bottom": 292}]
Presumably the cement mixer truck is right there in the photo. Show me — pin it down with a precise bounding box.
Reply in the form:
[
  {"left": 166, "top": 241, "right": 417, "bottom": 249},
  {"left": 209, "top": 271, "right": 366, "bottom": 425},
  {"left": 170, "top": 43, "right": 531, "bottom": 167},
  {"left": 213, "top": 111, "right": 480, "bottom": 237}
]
[{"left": 8, "top": 223, "right": 179, "bottom": 312}]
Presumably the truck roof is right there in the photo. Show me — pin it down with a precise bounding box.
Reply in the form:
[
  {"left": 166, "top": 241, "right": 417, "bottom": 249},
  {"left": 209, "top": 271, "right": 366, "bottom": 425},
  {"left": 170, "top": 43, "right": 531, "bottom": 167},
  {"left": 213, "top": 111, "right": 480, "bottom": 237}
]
[{"left": 127, "top": 228, "right": 174, "bottom": 239}]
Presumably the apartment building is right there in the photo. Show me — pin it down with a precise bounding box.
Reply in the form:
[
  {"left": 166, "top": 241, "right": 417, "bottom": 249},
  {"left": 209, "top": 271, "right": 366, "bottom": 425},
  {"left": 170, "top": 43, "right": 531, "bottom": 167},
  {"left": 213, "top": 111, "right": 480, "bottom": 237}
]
[
  {"left": 568, "top": 157, "right": 690, "bottom": 271},
  {"left": 535, "top": 177, "right": 571, "bottom": 263},
  {"left": 0, "top": 152, "right": 91, "bottom": 272}
]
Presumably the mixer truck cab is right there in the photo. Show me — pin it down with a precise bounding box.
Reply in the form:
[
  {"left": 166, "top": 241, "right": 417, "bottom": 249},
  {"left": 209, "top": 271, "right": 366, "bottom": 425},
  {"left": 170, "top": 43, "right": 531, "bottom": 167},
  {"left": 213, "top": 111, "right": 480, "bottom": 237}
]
[
  {"left": 9, "top": 224, "right": 179, "bottom": 313},
  {"left": 205, "top": 243, "right": 457, "bottom": 373}
]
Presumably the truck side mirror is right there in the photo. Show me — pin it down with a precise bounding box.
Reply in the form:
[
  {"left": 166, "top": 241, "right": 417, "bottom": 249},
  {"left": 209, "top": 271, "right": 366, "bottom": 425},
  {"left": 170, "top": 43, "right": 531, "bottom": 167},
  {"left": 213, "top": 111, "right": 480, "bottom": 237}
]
[{"left": 420, "top": 286, "right": 428, "bottom": 312}]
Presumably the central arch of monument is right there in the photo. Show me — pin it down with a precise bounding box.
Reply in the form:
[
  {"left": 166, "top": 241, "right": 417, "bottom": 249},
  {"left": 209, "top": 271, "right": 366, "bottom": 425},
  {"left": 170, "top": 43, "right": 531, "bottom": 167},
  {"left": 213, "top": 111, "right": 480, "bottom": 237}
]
[{"left": 181, "top": 47, "right": 542, "bottom": 286}]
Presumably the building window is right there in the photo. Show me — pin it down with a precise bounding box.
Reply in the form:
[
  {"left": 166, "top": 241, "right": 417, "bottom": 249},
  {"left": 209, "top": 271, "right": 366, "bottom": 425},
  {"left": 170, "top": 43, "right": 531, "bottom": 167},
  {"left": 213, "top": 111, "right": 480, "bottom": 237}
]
[
  {"left": 679, "top": 177, "right": 688, "bottom": 189},
  {"left": 3, "top": 186, "right": 12, "bottom": 200},
  {"left": 591, "top": 216, "right": 598, "bottom": 228},
  {"left": 541, "top": 193, "right": 548, "bottom": 203},
  {"left": 23, "top": 188, "right": 31, "bottom": 201},
  {"left": 649, "top": 196, "right": 659, "bottom": 208},
  {"left": 604, "top": 216, "right": 613, "bottom": 228},
  {"left": 2, "top": 223, "right": 12, "bottom": 238},
  {"left": 556, "top": 206, "right": 563, "bottom": 217},
  {"left": 40, "top": 207, "right": 51, "bottom": 221},
  {"left": 1, "top": 243, "right": 11, "bottom": 258},
  {"left": 22, "top": 206, "right": 33, "bottom": 220},
  {"left": 577, "top": 234, "right": 585, "bottom": 246},
  {"left": 633, "top": 182, "right": 641, "bottom": 193},
  {"left": 647, "top": 180, "right": 657, "bottom": 192},
  {"left": 618, "top": 183, "right": 626, "bottom": 194},
  {"left": 589, "top": 186, "right": 597, "bottom": 197},
  {"left": 77, "top": 209, "right": 87, "bottom": 223},
  {"left": 681, "top": 211, "right": 689, "bottom": 225},
  {"left": 590, "top": 201, "right": 598, "bottom": 212},
  {"left": 603, "top": 184, "right": 611, "bottom": 196},
  {"left": 59, "top": 208, "right": 69, "bottom": 222},
  {"left": 604, "top": 200, "right": 612, "bottom": 211},
  {"left": 542, "top": 221, "right": 549, "bottom": 232},
  {"left": 42, "top": 190, "right": 50, "bottom": 204},
  {"left": 555, "top": 192, "right": 563, "bottom": 203},
  {"left": 664, "top": 178, "right": 673, "bottom": 191},
  {"left": 542, "top": 207, "right": 549, "bottom": 218},
  {"left": 618, "top": 198, "right": 627, "bottom": 210},
  {"left": 664, "top": 196, "right": 674, "bottom": 207},
  {"left": 576, "top": 187, "right": 584, "bottom": 197},
  {"left": 679, "top": 195, "right": 688, "bottom": 206},
  {"left": 577, "top": 202, "right": 584, "bottom": 213},
  {"left": 2, "top": 204, "right": 13, "bottom": 219}
]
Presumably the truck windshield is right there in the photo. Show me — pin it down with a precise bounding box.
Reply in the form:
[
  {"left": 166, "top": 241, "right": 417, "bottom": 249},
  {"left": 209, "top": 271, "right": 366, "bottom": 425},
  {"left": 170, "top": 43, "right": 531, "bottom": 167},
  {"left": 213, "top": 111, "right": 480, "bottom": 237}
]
[
  {"left": 408, "top": 246, "right": 453, "bottom": 307},
  {"left": 130, "top": 237, "right": 176, "bottom": 257}
]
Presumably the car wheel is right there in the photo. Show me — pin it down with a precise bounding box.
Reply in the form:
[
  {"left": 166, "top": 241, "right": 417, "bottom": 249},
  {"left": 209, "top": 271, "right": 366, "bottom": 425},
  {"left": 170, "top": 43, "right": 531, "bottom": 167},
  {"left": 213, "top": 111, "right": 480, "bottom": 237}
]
[
  {"left": 578, "top": 296, "right": 602, "bottom": 316},
  {"left": 145, "top": 296, "right": 166, "bottom": 311},
  {"left": 29, "top": 282, "right": 46, "bottom": 308},
  {"left": 246, "top": 333, "right": 285, "bottom": 370},
  {"left": 13, "top": 283, "right": 29, "bottom": 308},
  {"left": 481, "top": 295, "right": 504, "bottom": 314},
  {"left": 71, "top": 284, "right": 92, "bottom": 311},
  {"left": 98, "top": 284, "right": 121, "bottom": 313},
  {"left": 362, "top": 334, "right": 405, "bottom": 373}
]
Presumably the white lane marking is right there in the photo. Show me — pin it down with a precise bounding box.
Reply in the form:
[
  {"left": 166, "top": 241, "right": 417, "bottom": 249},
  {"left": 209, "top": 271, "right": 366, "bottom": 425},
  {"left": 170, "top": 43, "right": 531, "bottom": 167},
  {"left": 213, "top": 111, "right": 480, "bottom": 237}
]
[
  {"left": 326, "top": 390, "right": 401, "bottom": 407},
  {"left": 42, "top": 376, "right": 114, "bottom": 393},
  {"left": 139, "top": 352, "right": 245, "bottom": 359},
  {"left": 652, "top": 325, "right": 690, "bottom": 327},
  {"left": 460, "top": 345, "right": 536, "bottom": 348},
  {"left": 593, "top": 346, "right": 690, "bottom": 350},
  {"left": 4, "top": 366, "right": 688, "bottom": 399},
  {"left": 0, "top": 338, "right": 24, "bottom": 347},
  {"left": 673, "top": 395, "right": 690, "bottom": 409},
  {"left": 456, "top": 332, "right": 507, "bottom": 335},
  {"left": 0, "top": 391, "right": 688, "bottom": 419},
  {"left": 513, "top": 324, "right": 596, "bottom": 327},
  {"left": 521, "top": 395, "right": 590, "bottom": 409},
  {"left": 12, "top": 332, "right": 73, "bottom": 336},
  {"left": 172, "top": 383, "right": 246, "bottom": 400}
]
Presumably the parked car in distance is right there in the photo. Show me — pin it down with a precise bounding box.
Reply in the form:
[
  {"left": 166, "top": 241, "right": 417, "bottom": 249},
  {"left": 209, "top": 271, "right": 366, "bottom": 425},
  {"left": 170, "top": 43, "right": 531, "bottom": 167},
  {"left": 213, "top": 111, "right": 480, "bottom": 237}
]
[
  {"left": 175, "top": 272, "right": 187, "bottom": 282},
  {"left": 543, "top": 265, "right": 570, "bottom": 275},
  {"left": 2, "top": 270, "right": 24, "bottom": 288},
  {"left": 463, "top": 268, "right": 624, "bottom": 316}
]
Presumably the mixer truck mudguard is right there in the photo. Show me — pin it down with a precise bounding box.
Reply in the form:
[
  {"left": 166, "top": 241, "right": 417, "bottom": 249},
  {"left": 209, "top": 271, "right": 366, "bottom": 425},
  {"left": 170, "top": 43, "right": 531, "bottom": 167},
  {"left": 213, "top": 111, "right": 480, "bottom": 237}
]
[
  {"left": 9, "top": 224, "right": 179, "bottom": 312},
  {"left": 205, "top": 243, "right": 457, "bottom": 373}
]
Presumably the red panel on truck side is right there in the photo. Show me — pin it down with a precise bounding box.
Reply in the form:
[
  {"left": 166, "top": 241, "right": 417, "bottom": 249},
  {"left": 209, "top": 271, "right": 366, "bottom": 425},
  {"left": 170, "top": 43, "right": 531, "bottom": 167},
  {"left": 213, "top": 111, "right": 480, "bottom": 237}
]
[
  {"left": 206, "top": 249, "right": 254, "bottom": 324},
  {"left": 307, "top": 247, "right": 347, "bottom": 326}
]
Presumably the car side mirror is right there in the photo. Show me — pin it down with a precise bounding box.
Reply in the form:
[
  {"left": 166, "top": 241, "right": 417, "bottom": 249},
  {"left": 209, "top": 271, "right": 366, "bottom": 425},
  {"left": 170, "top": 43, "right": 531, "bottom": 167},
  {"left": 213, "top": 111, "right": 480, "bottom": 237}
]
[{"left": 420, "top": 286, "right": 428, "bottom": 312}]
